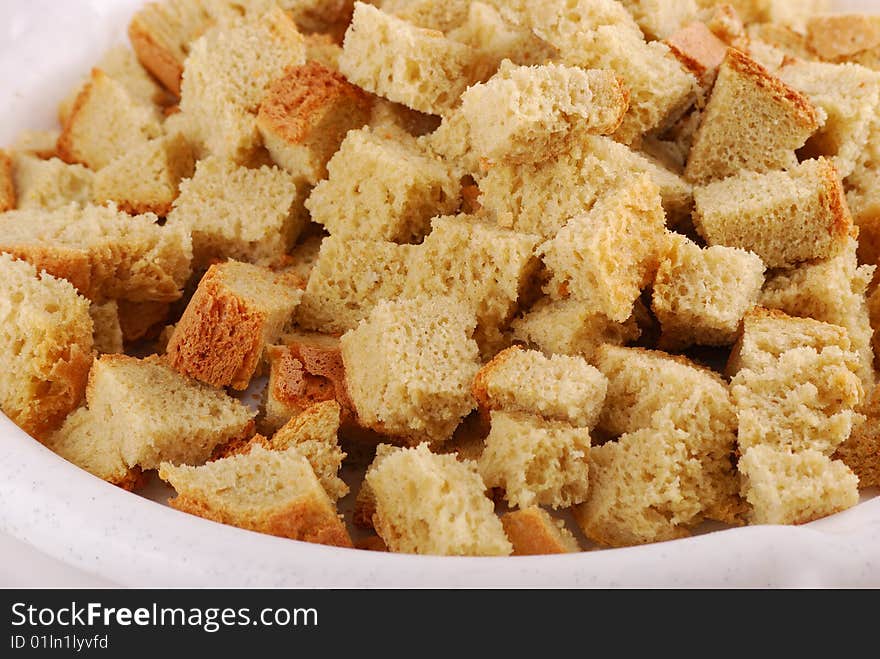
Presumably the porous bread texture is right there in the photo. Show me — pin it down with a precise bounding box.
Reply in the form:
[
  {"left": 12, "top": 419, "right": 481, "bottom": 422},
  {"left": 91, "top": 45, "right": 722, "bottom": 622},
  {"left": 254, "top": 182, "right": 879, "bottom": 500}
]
[
  {"left": 421, "top": 111, "right": 482, "bottom": 176},
  {"left": 366, "top": 443, "right": 512, "bottom": 556},
  {"left": 760, "top": 238, "right": 875, "bottom": 391},
  {"left": 303, "top": 33, "right": 343, "bottom": 70},
  {"left": 479, "top": 410, "right": 591, "bottom": 509},
  {"left": 0, "top": 204, "right": 192, "bottom": 303},
  {"left": 380, "top": 0, "right": 470, "bottom": 31},
  {"left": 652, "top": 233, "right": 765, "bottom": 349},
  {"left": 117, "top": 300, "right": 171, "bottom": 343},
  {"left": 89, "top": 301, "right": 124, "bottom": 355},
  {"left": 264, "top": 332, "right": 352, "bottom": 433},
  {"left": 684, "top": 48, "right": 821, "bottom": 184},
  {"left": 746, "top": 22, "right": 814, "bottom": 62},
  {"left": 160, "top": 444, "right": 352, "bottom": 547},
  {"left": 168, "top": 156, "right": 307, "bottom": 270},
  {"left": 777, "top": 59, "right": 880, "bottom": 179},
  {"left": 510, "top": 297, "right": 641, "bottom": 361},
  {"left": 472, "top": 346, "right": 608, "bottom": 429},
  {"left": 13, "top": 130, "right": 59, "bottom": 160},
  {"left": 739, "top": 446, "right": 859, "bottom": 525},
  {"left": 729, "top": 309, "right": 864, "bottom": 456},
  {"left": 458, "top": 61, "right": 628, "bottom": 164},
  {"left": 340, "top": 296, "right": 480, "bottom": 443},
  {"left": 834, "top": 385, "right": 880, "bottom": 489},
  {"left": 501, "top": 506, "right": 580, "bottom": 555},
  {"left": 59, "top": 45, "right": 174, "bottom": 125},
  {"left": 0, "top": 254, "right": 93, "bottom": 439},
  {"left": 593, "top": 345, "right": 742, "bottom": 527},
  {"left": 664, "top": 20, "right": 730, "bottom": 87},
  {"left": 281, "top": 0, "right": 355, "bottom": 36},
  {"left": 621, "top": 0, "right": 699, "bottom": 40},
  {"left": 695, "top": 0, "right": 830, "bottom": 29},
  {"left": 166, "top": 261, "right": 302, "bottom": 390},
  {"left": 540, "top": 175, "right": 669, "bottom": 323},
  {"left": 806, "top": 14, "right": 880, "bottom": 64},
  {"left": 0, "top": 151, "right": 14, "bottom": 212},
  {"left": 305, "top": 127, "right": 460, "bottom": 243},
  {"left": 692, "top": 158, "right": 852, "bottom": 269},
  {"left": 52, "top": 354, "right": 253, "bottom": 481},
  {"left": 10, "top": 154, "right": 94, "bottom": 211},
  {"left": 296, "top": 237, "right": 415, "bottom": 333},
  {"left": 178, "top": 8, "right": 306, "bottom": 163},
  {"left": 92, "top": 132, "right": 194, "bottom": 216},
  {"left": 478, "top": 133, "right": 693, "bottom": 238},
  {"left": 57, "top": 69, "right": 162, "bottom": 171},
  {"left": 257, "top": 62, "right": 373, "bottom": 185},
  {"left": 282, "top": 233, "right": 324, "bottom": 289},
  {"left": 402, "top": 215, "right": 540, "bottom": 356},
  {"left": 339, "top": 3, "right": 475, "bottom": 115}
]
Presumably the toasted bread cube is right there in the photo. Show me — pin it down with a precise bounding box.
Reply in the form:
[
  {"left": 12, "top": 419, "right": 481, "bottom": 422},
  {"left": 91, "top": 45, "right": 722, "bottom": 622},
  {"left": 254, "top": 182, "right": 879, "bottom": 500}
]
[
  {"left": 93, "top": 133, "right": 194, "bottom": 216},
  {"left": 179, "top": 8, "right": 306, "bottom": 162},
  {"left": 303, "top": 32, "right": 343, "bottom": 69},
  {"left": 57, "top": 69, "right": 162, "bottom": 171},
  {"left": 257, "top": 62, "right": 373, "bottom": 184},
  {"left": 693, "top": 158, "right": 852, "bottom": 269},
  {"left": 777, "top": 59, "right": 880, "bottom": 179},
  {"left": 160, "top": 444, "right": 351, "bottom": 547},
  {"left": 10, "top": 154, "right": 94, "bottom": 211},
  {"left": 739, "top": 446, "right": 859, "bottom": 525},
  {"left": 622, "top": 0, "right": 698, "bottom": 40},
  {"left": 0, "top": 255, "right": 93, "bottom": 438},
  {"left": 13, "top": 130, "right": 59, "bottom": 160},
  {"left": 698, "top": 0, "right": 831, "bottom": 27},
  {"left": 403, "top": 215, "right": 540, "bottom": 355},
  {"left": 167, "top": 261, "right": 302, "bottom": 390},
  {"left": 0, "top": 205, "right": 192, "bottom": 303},
  {"left": 806, "top": 14, "right": 880, "bottom": 63},
  {"left": 652, "top": 234, "right": 765, "bottom": 349},
  {"left": 459, "top": 62, "right": 628, "bottom": 164},
  {"left": 340, "top": 296, "right": 480, "bottom": 443},
  {"left": 306, "top": 127, "right": 459, "bottom": 243},
  {"left": 421, "top": 110, "right": 482, "bottom": 176},
  {"left": 296, "top": 237, "right": 415, "bottom": 333},
  {"left": 52, "top": 354, "right": 253, "bottom": 478},
  {"left": 116, "top": 299, "right": 170, "bottom": 343},
  {"left": 89, "top": 301, "right": 124, "bottom": 355},
  {"left": 264, "top": 331, "right": 354, "bottom": 432},
  {"left": 664, "top": 21, "right": 730, "bottom": 87},
  {"left": 760, "top": 238, "right": 875, "bottom": 390},
  {"left": 594, "top": 345, "right": 742, "bottom": 524},
  {"left": 472, "top": 346, "right": 608, "bottom": 428},
  {"left": 540, "top": 175, "right": 668, "bottom": 322},
  {"left": 339, "top": 3, "right": 475, "bottom": 115},
  {"left": 168, "top": 156, "right": 307, "bottom": 269},
  {"left": 479, "top": 133, "right": 692, "bottom": 237},
  {"left": 685, "top": 49, "right": 821, "bottom": 184},
  {"left": 834, "top": 385, "right": 880, "bottom": 490},
  {"left": 366, "top": 443, "right": 512, "bottom": 556},
  {"left": 479, "top": 411, "right": 591, "bottom": 509},
  {"left": 511, "top": 298, "right": 641, "bottom": 361},
  {"left": 501, "top": 507, "right": 580, "bottom": 555},
  {"left": 572, "top": 423, "right": 699, "bottom": 547}
]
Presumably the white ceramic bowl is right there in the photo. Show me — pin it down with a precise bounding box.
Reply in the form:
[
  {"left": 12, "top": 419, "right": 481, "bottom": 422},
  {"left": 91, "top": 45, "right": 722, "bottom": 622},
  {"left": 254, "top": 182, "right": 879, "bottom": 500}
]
[{"left": 1, "top": 0, "right": 879, "bottom": 587}]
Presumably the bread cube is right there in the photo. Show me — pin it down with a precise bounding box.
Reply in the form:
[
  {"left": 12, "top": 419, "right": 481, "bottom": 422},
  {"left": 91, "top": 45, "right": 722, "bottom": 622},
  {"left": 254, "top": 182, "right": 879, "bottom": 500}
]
[
  {"left": 834, "top": 385, "right": 880, "bottom": 490},
  {"left": 479, "top": 133, "right": 692, "bottom": 237},
  {"left": 160, "top": 444, "right": 352, "bottom": 547},
  {"left": 0, "top": 204, "right": 192, "bottom": 303},
  {"left": 381, "top": 0, "right": 471, "bottom": 31},
  {"left": 459, "top": 62, "right": 628, "bottom": 163},
  {"left": 510, "top": 298, "right": 641, "bottom": 361},
  {"left": 117, "top": 300, "right": 170, "bottom": 343},
  {"left": 540, "top": 175, "right": 668, "bottom": 322},
  {"left": 306, "top": 127, "right": 459, "bottom": 243},
  {"left": 13, "top": 130, "right": 59, "bottom": 160},
  {"left": 806, "top": 14, "right": 880, "bottom": 64},
  {"left": 472, "top": 346, "right": 608, "bottom": 428},
  {"left": 340, "top": 296, "right": 480, "bottom": 443},
  {"left": 501, "top": 507, "right": 580, "bottom": 555},
  {"left": 622, "top": 0, "right": 698, "bottom": 40},
  {"left": 685, "top": 49, "right": 821, "bottom": 184},
  {"left": 89, "top": 301, "right": 124, "bottom": 355},
  {"left": 57, "top": 69, "right": 162, "bottom": 171},
  {"left": 168, "top": 156, "right": 307, "bottom": 269},
  {"left": 0, "top": 150, "right": 14, "bottom": 212},
  {"left": 739, "top": 446, "right": 859, "bottom": 525},
  {"left": 693, "top": 158, "right": 852, "bottom": 269},
  {"left": 664, "top": 21, "right": 729, "bottom": 87},
  {"left": 296, "top": 237, "right": 415, "bottom": 333},
  {"left": 366, "top": 443, "right": 512, "bottom": 556},
  {"left": 403, "top": 215, "right": 540, "bottom": 355},
  {"left": 167, "top": 261, "right": 302, "bottom": 390},
  {"left": 257, "top": 62, "right": 373, "bottom": 184},
  {"left": 479, "top": 411, "right": 592, "bottom": 509},
  {"left": 0, "top": 254, "right": 93, "bottom": 438},
  {"left": 652, "top": 234, "right": 765, "bottom": 349},
  {"left": 339, "top": 3, "right": 475, "bottom": 114},
  {"left": 10, "top": 154, "right": 94, "bottom": 211},
  {"left": 179, "top": 8, "right": 306, "bottom": 163}
]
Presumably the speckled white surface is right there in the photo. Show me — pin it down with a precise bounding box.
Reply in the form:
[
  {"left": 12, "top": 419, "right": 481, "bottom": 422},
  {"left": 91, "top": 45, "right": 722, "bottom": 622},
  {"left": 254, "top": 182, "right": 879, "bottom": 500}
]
[{"left": 1, "top": 0, "right": 880, "bottom": 587}]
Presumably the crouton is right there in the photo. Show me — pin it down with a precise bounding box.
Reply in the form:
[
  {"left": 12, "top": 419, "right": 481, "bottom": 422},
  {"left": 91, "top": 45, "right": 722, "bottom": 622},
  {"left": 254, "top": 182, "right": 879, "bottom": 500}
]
[
  {"left": 0, "top": 151, "right": 14, "bottom": 212},
  {"left": 501, "top": 506, "right": 580, "bottom": 555},
  {"left": 834, "top": 385, "right": 880, "bottom": 490},
  {"left": 89, "top": 301, "right": 124, "bottom": 355},
  {"left": 806, "top": 14, "right": 880, "bottom": 63},
  {"left": 10, "top": 155, "right": 95, "bottom": 211},
  {"left": 664, "top": 21, "right": 730, "bottom": 87}
]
